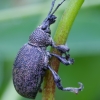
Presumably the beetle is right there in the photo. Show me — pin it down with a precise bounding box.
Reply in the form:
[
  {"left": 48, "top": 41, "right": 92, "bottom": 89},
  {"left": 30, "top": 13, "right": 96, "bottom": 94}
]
[{"left": 13, "top": 0, "right": 83, "bottom": 99}]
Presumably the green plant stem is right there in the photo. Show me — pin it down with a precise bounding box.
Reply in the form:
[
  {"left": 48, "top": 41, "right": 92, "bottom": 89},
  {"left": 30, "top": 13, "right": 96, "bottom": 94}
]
[{"left": 42, "top": 0, "right": 84, "bottom": 100}]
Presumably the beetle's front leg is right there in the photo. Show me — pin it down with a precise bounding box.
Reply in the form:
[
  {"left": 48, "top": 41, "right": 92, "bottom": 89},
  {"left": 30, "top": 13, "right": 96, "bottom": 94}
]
[
  {"left": 50, "top": 38, "right": 69, "bottom": 53},
  {"left": 48, "top": 65, "right": 84, "bottom": 94}
]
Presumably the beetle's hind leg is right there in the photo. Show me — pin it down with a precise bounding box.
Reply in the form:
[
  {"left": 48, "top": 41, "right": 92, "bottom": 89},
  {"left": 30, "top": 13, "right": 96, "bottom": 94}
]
[{"left": 48, "top": 65, "right": 84, "bottom": 94}]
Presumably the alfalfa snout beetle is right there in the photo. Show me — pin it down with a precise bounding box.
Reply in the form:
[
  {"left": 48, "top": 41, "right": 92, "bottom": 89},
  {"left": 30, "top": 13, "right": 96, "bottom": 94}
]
[{"left": 13, "top": 0, "right": 83, "bottom": 99}]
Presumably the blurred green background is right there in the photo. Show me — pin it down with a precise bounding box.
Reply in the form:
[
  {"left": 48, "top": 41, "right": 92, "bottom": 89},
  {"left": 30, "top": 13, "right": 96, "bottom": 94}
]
[{"left": 0, "top": 0, "right": 100, "bottom": 100}]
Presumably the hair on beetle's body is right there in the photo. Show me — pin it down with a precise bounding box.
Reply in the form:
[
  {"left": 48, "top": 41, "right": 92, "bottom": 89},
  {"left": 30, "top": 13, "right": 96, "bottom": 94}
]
[{"left": 13, "top": 0, "right": 83, "bottom": 99}]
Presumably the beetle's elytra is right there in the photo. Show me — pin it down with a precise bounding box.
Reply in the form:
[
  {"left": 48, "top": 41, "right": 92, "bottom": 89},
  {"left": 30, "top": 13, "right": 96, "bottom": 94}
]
[{"left": 13, "top": 0, "right": 83, "bottom": 99}]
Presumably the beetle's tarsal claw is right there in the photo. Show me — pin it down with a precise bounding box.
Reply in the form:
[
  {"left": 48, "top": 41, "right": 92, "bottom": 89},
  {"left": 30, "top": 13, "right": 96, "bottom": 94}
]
[
  {"left": 63, "top": 82, "right": 84, "bottom": 94},
  {"left": 73, "top": 82, "right": 84, "bottom": 94},
  {"left": 78, "top": 82, "right": 84, "bottom": 91},
  {"left": 68, "top": 58, "right": 74, "bottom": 65}
]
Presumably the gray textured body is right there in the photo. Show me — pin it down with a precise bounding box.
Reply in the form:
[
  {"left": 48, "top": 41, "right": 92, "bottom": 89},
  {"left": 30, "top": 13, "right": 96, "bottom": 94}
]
[
  {"left": 13, "top": 0, "right": 83, "bottom": 99},
  {"left": 13, "top": 28, "right": 50, "bottom": 99}
]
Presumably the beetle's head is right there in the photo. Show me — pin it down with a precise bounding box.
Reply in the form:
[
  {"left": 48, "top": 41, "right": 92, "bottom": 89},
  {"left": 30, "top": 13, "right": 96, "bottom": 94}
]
[
  {"left": 40, "top": 0, "right": 65, "bottom": 34},
  {"left": 40, "top": 14, "right": 57, "bottom": 34},
  {"left": 48, "top": 14, "right": 57, "bottom": 25}
]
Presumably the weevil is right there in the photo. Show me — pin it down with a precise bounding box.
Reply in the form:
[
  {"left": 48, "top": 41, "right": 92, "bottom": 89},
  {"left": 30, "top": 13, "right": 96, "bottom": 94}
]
[{"left": 13, "top": 0, "right": 83, "bottom": 99}]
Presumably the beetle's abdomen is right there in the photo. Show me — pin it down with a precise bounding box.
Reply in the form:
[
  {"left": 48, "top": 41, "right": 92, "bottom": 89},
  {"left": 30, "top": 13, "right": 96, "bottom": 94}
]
[
  {"left": 13, "top": 44, "right": 47, "bottom": 99},
  {"left": 13, "top": 67, "right": 41, "bottom": 99}
]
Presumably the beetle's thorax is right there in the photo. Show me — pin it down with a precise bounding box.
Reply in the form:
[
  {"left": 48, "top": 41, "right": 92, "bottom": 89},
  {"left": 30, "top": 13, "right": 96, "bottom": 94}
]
[
  {"left": 28, "top": 26, "right": 51, "bottom": 47},
  {"left": 28, "top": 15, "right": 57, "bottom": 47}
]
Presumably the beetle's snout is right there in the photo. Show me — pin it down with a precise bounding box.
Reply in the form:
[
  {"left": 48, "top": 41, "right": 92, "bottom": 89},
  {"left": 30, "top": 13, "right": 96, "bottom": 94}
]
[
  {"left": 48, "top": 15, "right": 57, "bottom": 20},
  {"left": 48, "top": 15, "right": 57, "bottom": 24}
]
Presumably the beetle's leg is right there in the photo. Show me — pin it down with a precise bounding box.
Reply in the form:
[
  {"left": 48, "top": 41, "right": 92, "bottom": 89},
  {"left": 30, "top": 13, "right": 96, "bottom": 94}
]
[
  {"left": 47, "top": 51, "right": 74, "bottom": 65},
  {"left": 50, "top": 38, "right": 69, "bottom": 53},
  {"left": 50, "top": 52, "right": 74, "bottom": 65},
  {"left": 48, "top": 65, "right": 84, "bottom": 93},
  {"left": 56, "top": 45, "right": 70, "bottom": 53}
]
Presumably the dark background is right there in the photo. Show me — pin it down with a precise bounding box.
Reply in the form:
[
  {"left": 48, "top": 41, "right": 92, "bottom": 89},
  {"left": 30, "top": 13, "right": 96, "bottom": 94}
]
[{"left": 0, "top": 0, "right": 100, "bottom": 100}]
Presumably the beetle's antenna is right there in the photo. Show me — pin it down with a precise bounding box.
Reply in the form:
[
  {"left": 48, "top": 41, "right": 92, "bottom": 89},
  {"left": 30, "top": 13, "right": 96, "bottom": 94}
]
[
  {"left": 51, "top": 0, "right": 65, "bottom": 15},
  {"left": 48, "top": 0, "right": 56, "bottom": 16},
  {"left": 42, "top": 0, "right": 65, "bottom": 24}
]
